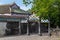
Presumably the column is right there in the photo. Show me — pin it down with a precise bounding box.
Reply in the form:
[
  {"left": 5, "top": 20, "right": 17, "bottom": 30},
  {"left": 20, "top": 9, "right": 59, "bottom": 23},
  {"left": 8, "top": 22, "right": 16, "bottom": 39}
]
[
  {"left": 27, "top": 23, "right": 30, "bottom": 35},
  {"left": 19, "top": 19, "right": 21, "bottom": 35},
  {"left": 27, "top": 15, "right": 30, "bottom": 35},
  {"left": 48, "top": 21, "right": 51, "bottom": 36},
  {"left": 38, "top": 21, "right": 42, "bottom": 36}
]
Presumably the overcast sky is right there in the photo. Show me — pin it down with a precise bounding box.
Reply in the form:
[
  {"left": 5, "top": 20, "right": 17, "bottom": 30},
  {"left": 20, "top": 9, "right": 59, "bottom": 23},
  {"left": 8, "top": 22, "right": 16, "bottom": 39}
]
[{"left": 0, "top": 0, "right": 32, "bottom": 11}]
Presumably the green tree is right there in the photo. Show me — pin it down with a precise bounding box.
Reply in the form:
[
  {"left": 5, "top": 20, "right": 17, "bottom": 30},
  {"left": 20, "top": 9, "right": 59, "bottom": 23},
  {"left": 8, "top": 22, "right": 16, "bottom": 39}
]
[
  {"left": 23, "top": 0, "right": 60, "bottom": 27},
  {"left": 48, "top": 1, "right": 60, "bottom": 27}
]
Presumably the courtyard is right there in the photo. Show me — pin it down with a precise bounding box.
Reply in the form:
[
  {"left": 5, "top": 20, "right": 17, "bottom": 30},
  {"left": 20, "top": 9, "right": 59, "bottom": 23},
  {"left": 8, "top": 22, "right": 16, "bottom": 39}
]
[{"left": 0, "top": 35, "right": 60, "bottom": 40}]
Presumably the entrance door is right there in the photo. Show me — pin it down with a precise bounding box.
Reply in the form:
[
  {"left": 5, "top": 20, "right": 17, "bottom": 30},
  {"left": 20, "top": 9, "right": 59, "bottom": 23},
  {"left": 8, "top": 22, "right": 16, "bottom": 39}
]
[
  {"left": 6, "top": 22, "right": 19, "bottom": 35},
  {"left": 29, "top": 22, "right": 38, "bottom": 34},
  {"left": 21, "top": 23, "right": 27, "bottom": 34},
  {"left": 40, "top": 23, "right": 48, "bottom": 33}
]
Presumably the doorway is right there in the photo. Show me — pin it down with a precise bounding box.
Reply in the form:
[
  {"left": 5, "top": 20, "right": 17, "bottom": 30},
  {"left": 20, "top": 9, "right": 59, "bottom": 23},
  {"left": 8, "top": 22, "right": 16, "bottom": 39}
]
[
  {"left": 29, "top": 22, "right": 38, "bottom": 34},
  {"left": 5, "top": 22, "right": 19, "bottom": 35},
  {"left": 40, "top": 23, "right": 48, "bottom": 33},
  {"left": 21, "top": 23, "right": 27, "bottom": 35}
]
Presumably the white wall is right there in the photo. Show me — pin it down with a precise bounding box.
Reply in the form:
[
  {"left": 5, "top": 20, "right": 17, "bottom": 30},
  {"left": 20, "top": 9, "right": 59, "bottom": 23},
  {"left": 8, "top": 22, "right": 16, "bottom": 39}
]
[{"left": 0, "top": 22, "right": 7, "bottom": 36}]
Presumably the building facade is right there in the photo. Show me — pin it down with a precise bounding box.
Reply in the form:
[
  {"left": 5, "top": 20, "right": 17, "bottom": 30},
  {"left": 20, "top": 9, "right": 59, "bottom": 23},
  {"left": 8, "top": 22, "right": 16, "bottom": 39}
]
[{"left": 0, "top": 2, "right": 50, "bottom": 36}]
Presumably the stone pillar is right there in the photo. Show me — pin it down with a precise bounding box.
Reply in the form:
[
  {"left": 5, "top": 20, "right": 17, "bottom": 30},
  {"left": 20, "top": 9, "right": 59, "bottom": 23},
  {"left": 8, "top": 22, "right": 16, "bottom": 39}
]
[
  {"left": 19, "top": 19, "right": 21, "bottom": 35},
  {"left": 27, "top": 23, "right": 30, "bottom": 35},
  {"left": 48, "top": 21, "right": 51, "bottom": 36},
  {"left": 27, "top": 15, "right": 30, "bottom": 35},
  {"left": 38, "top": 21, "right": 42, "bottom": 36}
]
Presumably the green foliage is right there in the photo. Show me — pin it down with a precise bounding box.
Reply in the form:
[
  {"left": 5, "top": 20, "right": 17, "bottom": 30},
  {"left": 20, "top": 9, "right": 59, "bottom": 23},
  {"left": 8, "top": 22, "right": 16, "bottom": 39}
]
[
  {"left": 23, "top": 0, "right": 60, "bottom": 26},
  {"left": 23, "top": 0, "right": 55, "bottom": 19},
  {"left": 23, "top": 0, "right": 32, "bottom": 6},
  {"left": 49, "top": 0, "right": 60, "bottom": 26}
]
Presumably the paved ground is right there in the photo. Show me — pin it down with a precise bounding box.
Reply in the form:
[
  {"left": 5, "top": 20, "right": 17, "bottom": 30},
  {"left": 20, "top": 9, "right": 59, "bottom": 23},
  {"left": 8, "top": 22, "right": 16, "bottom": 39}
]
[{"left": 0, "top": 35, "right": 60, "bottom": 40}]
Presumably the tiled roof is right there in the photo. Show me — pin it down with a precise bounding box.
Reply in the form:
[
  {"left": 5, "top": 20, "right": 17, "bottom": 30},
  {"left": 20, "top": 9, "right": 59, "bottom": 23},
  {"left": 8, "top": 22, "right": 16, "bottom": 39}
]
[{"left": 12, "top": 9, "right": 27, "bottom": 13}]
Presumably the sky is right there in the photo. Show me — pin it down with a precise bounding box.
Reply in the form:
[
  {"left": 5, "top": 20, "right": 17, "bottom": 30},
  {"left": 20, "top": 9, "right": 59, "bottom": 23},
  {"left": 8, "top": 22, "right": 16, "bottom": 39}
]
[{"left": 0, "top": 0, "right": 32, "bottom": 11}]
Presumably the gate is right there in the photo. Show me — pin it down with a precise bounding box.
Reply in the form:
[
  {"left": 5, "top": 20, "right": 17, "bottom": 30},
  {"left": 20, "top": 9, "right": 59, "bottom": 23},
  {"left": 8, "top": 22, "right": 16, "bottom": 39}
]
[{"left": 29, "top": 22, "right": 38, "bottom": 34}]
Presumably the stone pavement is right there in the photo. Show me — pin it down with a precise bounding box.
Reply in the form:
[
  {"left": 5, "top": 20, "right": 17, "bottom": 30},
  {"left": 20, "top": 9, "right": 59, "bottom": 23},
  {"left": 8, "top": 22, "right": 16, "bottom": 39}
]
[{"left": 0, "top": 35, "right": 60, "bottom": 40}]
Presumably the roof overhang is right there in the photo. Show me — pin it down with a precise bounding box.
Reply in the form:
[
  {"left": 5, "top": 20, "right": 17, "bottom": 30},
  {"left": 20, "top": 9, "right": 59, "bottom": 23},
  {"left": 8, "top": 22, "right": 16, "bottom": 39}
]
[
  {"left": 0, "top": 15, "right": 28, "bottom": 18},
  {"left": 0, "top": 15, "right": 28, "bottom": 22}
]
